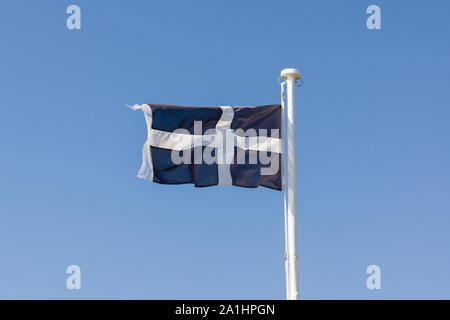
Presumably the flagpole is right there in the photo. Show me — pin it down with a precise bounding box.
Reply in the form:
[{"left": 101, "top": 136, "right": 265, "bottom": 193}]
[{"left": 281, "top": 68, "right": 301, "bottom": 300}]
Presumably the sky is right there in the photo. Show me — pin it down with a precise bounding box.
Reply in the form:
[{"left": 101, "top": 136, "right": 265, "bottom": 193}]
[{"left": 0, "top": 0, "right": 449, "bottom": 299}]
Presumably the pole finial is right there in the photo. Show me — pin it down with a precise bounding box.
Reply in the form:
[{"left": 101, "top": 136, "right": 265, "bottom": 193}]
[{"left": 281, "top": 68, "right": 301, "bottom": 80}]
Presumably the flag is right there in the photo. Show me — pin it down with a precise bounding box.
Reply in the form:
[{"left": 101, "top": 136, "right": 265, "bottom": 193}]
[{"left": 132, "top": 103, "right": 282, "bottom": 190}]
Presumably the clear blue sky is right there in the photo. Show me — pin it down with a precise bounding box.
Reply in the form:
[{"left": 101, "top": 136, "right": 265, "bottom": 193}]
[{"left": 0, "top": 0, "right": 449, "bottom": 299}]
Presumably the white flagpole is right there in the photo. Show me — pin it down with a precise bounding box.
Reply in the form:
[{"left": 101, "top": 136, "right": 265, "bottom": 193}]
[
  {"left": 281, "top": 68, "right": 301, "bottom": 300},
  {"left": 280, "top": 79, "right": 289, "bottom": 300}
]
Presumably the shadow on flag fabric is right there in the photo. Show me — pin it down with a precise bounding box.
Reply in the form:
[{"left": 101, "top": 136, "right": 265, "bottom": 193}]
[{"left": 131, "top": 104, "right": 282, "bottom": 191}]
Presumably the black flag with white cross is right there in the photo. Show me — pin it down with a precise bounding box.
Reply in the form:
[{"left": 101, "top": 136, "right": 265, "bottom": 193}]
[{"left": 132, "top": 103, "right": 282, "bottom": 190}]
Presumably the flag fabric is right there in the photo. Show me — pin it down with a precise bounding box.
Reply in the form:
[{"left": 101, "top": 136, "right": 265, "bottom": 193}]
[{"left": 132, "top": 103, "right": 282, "bottom": 190}]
